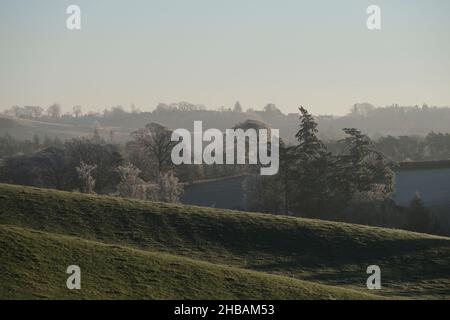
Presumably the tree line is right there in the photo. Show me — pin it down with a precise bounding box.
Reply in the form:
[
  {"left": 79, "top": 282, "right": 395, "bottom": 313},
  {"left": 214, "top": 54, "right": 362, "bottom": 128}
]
[
  {"left": 0, "top": 126, "right": 185, "bottom": 203},
  {"left": 243, "top": 107, "right": 439, "bottom": 235},
  {"left": 0, "top": 123, "right": 245, "bottom": 203},
  {"left": 0, "top": 107, "right": 444, "bottom": 235}
]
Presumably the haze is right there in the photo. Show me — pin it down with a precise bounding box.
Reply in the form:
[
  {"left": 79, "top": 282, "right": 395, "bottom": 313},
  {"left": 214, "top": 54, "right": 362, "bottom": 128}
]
[{"left": 1, "top": 0, "right": 449, "bottom": 115}]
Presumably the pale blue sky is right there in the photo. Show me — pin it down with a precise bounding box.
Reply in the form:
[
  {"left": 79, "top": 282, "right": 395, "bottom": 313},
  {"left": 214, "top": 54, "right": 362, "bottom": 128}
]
[{"left": 1, "top": 0, "right": 449, "bottom": 115}]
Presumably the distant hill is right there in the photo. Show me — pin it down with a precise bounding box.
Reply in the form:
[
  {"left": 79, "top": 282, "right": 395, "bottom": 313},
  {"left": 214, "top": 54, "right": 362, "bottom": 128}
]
[
  {"left": 3, "top": 105, "right": 450, "bottom": 143},
  {"left": 0, "top": 115, "right": 98, "bottom": 141},
  {"left": 1, "top": 184, "right": 449, "bottom": 299}
]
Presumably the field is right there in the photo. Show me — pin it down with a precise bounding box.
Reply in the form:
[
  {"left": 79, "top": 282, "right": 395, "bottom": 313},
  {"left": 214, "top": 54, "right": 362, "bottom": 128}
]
[
  {"left": 394, "top": 167, "right": 450, "bottom": 210},
  {"left": 182, "top": 169, "right": 450, "bottom": 215},
  {"left": 0, "top": 224, "right": 377, "bottom": 300},
  {"left": 0, "top": 183, "right": 449, "bottom": 299}
]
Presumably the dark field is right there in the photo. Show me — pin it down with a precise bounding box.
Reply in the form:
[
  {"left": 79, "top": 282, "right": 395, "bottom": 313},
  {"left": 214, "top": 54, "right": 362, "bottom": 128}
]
[
  {"left": 182, "top": 169, "right": 450, "bottom": 213},
  {"left": 394, "top": 168, "right": 450, "bottom": 211},
  {"left": 181, "top": 176, "right": 245, "bottom": 210}
]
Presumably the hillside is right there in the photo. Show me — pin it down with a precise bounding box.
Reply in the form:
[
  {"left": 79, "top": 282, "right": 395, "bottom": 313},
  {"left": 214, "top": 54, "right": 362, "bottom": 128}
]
[
  {"left": 0, "top": 224, "right": 376, "bottom": 300},
  {"left": 1, "top": 183, "right": 449, "bottom": 299},
  {"left": 0, "top": 116, "right": 97, "bottom": 141}
]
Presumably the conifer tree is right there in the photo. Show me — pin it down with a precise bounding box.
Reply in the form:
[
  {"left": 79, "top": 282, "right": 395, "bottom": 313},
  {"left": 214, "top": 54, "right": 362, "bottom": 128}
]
[{"left": 408, "top": 192, "right": 431, "bottom": 233}]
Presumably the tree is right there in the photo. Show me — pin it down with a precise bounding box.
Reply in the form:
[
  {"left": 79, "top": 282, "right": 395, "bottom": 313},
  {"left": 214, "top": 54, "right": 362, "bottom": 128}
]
[
  {"left": 76, "top": 161, "right": 97, "bottom": 194},
  {"left": 263, "top": 103, "right": 282, "bottom": 115},
  {"left": 349, "top": 103, "right": 375, "bottom": 117},
  {"left": 408, "top": 192, "right": 432, "bottom": 233},
  {"left": 290, "top": 107, "right": 332, "bottom": 217},
  {"left": 242, "top": 173, "right": 285, "bottom": 214},
  {"left": 47, "top": 104, "right": 61, "bottom": 118},
  {"left": 106, "top": 105, "right": 127, "bottom": 118},
  {"left": 116, "top": 163, "right": 142, "bottom": 198},
  {"left": 132, "top": 123, "right": 177, "bottom": 177},
  {"left": 7, "top": 105, "right": 21, "bottom": 117},
  {"left": 338, "top": 128, "right": 395, "bottom": 201},
  {"left": 32, "top": 134, "right": 40, "bottom": 148},
  {"left": 278, "top": 141, "right": 295, "bottom": 214},
  {"left": 92, "top": 122, "right": 102, "bottom": 143},
  {"left": 295, "top": 107, "right": 326, "bottom": 158},
  {"left": 34, "top": 147, "right": 70, "bottom": 190},
  {"left": 233, "top": 101, "right": 243, "bottom": 113},
  {"left": 241, "top": 106, "right": 335, "bottom": 217},
  {"left": 130, "top": 103, "right": 141, "bottom": 114},
  {"left": 0, "top": 154, "right": 39, "bottom": 187},
  {"left": 156, "top": 172, "right": 183, "bottom": 203},
  {"left": 65, "top": 137, "right": 122, "bottom": 193},
  {"left": 242, "top": 138, "right": 294, "bottom": 214},
  {"left": 25, "top": 106, "right": 43, "bottom": 118},
  {"left": 73, "top": 105, "right": 83, "bottom": 118}
]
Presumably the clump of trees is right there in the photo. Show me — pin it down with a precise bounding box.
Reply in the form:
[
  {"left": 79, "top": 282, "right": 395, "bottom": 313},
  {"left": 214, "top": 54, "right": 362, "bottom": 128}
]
[
  {"left": 243, "top": 106, "right": 436, "bottom": 234},
  {"left": 374, "top": 132, "right": 450, "bottom": 162},
  {"left": 0, "top": 135, "right": 122, "bottom": 194},
  {"left": 0, "top": 134, "right": 63, "bottom": 158},
  {"left": 327, "top": 131, "right": 450, "bottom": 162},
  {"left": 0, "top": 124, "right": 185, "bottom": 204},
  {"left": 244, "top": 107, "right": 395, "bottom": 217}
]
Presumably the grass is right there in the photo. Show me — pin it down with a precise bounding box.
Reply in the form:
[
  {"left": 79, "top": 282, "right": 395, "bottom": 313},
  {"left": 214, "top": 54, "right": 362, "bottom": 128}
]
[
  {"left": 1, "top": 183, "right": 449, "bottom": 299},
  {"left": 0, "top": 224, "right": 377, "bottom": 300}
]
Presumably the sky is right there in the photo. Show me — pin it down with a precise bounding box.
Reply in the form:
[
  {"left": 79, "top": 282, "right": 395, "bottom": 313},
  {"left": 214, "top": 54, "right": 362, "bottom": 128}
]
[{"left": 1, "top": 0, "right": 449, "bottom": 115}]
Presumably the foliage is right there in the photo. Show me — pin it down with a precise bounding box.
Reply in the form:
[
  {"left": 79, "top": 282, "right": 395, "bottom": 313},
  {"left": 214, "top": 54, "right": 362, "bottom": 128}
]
[
  {"left": 131, "top": 123, "right": 177, "bottom": 177},
  {"left": 76, "top": 161, "right": 97, "bottom": 194},
  {"left": 243, "top": 107, "right": 396, "bottom": 222},
  {"left": 156, "top": 171, "right": 183, "bottom": 203},
  {"left": 408, "top": 192, "right": 432, "bottom": 233},
  {"left": 116, "top": 162, "right": 143, "bottom": 199}
]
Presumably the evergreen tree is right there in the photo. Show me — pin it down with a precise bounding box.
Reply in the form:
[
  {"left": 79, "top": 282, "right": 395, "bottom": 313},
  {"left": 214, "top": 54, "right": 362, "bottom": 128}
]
[
  {"left": 233, "top": 101, "right": 243, "bottom": 113},
  {"left": 291, "top": 107, "right": 331, "bottom": 217},
  {"left": 337, "top": 128, "right": 394, "bottom": 201},
  {"left": 408, "top": 192, "right": 431, "bottom": 233},
  {"left": 295, "top": 106, "right": 326, "bottom": 159}
]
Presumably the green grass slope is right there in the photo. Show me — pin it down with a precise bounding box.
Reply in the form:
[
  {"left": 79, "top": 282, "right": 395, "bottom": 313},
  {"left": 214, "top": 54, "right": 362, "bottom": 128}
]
[
  {"left": 0, "top": 224, "right": 376, "bottom": 300},
  {"left": 1, "top": 183, "right": 449, "bottom": 299}
]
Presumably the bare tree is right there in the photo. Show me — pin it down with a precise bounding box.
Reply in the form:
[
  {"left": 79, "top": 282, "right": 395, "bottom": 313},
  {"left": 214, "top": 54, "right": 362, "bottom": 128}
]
[
  {"left": 25, "top": 106, "right": 43, "bottom": 118},
  {"left": 233, "top": 101, "right": 243, "bottom": 113},
  {"left": 47, "top": 103, "right": 62, "bottom": 118},
  {"left": 132, "top": 123, "right": 177, "bottom": 176},
  {"left": 73, "top": 105, "right": 83, "bottom": 118}
]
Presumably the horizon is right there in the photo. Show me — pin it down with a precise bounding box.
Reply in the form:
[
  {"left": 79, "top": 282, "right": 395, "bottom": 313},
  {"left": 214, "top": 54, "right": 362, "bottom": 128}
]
[{"left": 3, "top": 101, "right": 450, "bottom": 117}]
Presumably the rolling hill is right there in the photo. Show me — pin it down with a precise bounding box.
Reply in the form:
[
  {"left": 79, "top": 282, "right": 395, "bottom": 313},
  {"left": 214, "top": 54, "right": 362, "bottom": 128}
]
[
  {"left": 0, "top": 183, "right": 449, "bottom": 299},
  {"left": 0, "top": 224, "right": 376, "bottom": 300},
  {"left": 0, "top": 116, "right": 97, "bottom": 141}
]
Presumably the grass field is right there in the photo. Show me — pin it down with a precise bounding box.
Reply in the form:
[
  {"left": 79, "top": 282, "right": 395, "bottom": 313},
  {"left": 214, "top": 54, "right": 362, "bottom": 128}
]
[
  {"left": 0, "top": 183, "right": 449, "bottom": 299},
  {"left": 0, "top": 224, "right": 377, "bottom": 300}
]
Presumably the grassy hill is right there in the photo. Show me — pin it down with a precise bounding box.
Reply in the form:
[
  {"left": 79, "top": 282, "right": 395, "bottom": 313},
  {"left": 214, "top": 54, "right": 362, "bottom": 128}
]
[
  {"left": 0, "top": 116, "right": 95, "bottom": 141},
  {"left": 0, "top": 224, "right": 376, "bottom": 300},
  {"left": 1, "top": 183, "right": 449, "bottom": 299}
]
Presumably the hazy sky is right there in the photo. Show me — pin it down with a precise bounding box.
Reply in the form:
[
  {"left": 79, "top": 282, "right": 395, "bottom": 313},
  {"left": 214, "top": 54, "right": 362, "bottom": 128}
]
[{"left": 1, "top": 0, "right": 449, "bottom": 115}]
